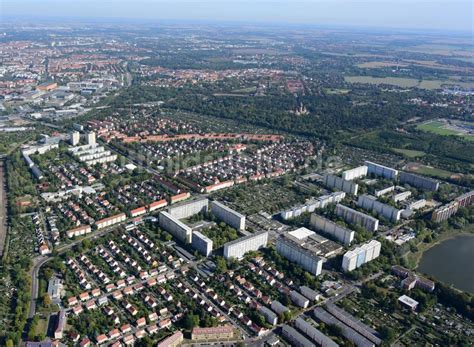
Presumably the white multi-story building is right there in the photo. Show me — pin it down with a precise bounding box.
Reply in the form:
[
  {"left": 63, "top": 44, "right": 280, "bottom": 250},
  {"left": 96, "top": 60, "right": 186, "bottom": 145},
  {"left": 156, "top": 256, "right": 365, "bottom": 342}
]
[
  {"left": 341, "top": 165, "right": 368, "bottom": 181},
  {"left": 342, "top": 240, "right": 381, "bottom": 272},
  {"left": 211, "top": 200, "right": 245, "bottom": 230},
  {"left": 192, "top": 231, "right": 213, "bottom": 257},
  {"left": 310, "top": 214, "right": 354, "bottom": 245},
  {"left": 86, "top": 131, "right": 96, "bottom": 145},
  {"left": 276, "top": 228, "right": 325, "bottom": 276},
  {"left": 324, "top": 174, "right": 359, "bottom": 195},
  {"left": 70, "top": 131, "right": 80, "bottom": 146},
  {"left": 223, "top": 231, "right": 268, "bottom": 260},
  {"left": 159, "top": 211, "right": 192, "bottom": 244},
  {"left": 365, "top": 161, "right": 398, "bottom": 180},
  {"left": 357, "top": 194, "right": 402, "bottom": 222},
  {"left": 335, "top": 204, "right": 379, "bottom": 232},
  {"left": 167, "top": 197, "right": 208, "bottom": 220}
]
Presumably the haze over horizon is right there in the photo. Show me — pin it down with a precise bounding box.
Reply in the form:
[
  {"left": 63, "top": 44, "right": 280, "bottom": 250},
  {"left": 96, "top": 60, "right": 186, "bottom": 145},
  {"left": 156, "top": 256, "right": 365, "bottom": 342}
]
[{"left": 2, "top": 0, "right": 473, "bottom": 32}]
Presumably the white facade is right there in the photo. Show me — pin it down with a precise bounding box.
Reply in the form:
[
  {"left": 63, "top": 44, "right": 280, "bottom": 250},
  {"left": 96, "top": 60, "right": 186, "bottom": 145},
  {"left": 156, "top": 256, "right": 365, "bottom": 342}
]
[
  {"left": 70, "top": 131, "right": 80, "bottom": 146},
  {"left": 310, "top": 213, "right": 354, "bottom": 245},
  {"left": 341, "top": 165, "right": 368, "bottom": 181},
  {"left": 159, "top": 211, "right": 192, "bottom": 244},
  {"left": 335, "top": 204, "right": 379, "bottom": 232},
  {"left": 223, "top": 231, "right": 268, "bottom": 260},
  {"left": 86, "top": 131, "right": 96, "bottom": 145},
  {"left": 211, "top": 200, "right": 245, "bottom": 230},
  {"left": 192, "top": 231, "right": 213, "bottom": 257},
  {"left": 276, "top": 236, "right": 324, "bottom": 276},
  {"left": 324, "top": 174, "right": 359, "bottom": 196},
  {"left": 167, "top": 198, "right": 208, "bottom": 220},
  {"left": 342, "top": 240, "right": 381, "bottom": 272},
  {"left": 365, "top": 161, "right": 398, "bottom": 180},
  {"left": 357, "top": 194, "right": 402, "bottom": 222}
]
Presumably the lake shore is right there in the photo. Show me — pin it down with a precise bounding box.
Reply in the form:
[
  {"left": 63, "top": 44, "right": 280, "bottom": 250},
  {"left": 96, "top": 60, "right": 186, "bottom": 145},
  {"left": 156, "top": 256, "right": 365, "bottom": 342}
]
[{"left": 405, "top": 224, "right": 474, "bottom": 270}]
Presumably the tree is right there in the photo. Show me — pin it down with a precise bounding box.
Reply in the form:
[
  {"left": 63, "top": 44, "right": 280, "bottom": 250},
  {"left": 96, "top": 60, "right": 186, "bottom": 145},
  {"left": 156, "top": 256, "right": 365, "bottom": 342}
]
[
  {"left": 6, "top": 340, "right": 14, "bottom": 347},
  {"left": 182, "top": 313, "right": 199, "bottom": 330},
  {"left": 380, "top": 326, "right": 397, "bottom": 343},
  {"left": 43, "top": 293, "right": 52, "bottom": 307},
  {"left": 215, "top": 256, "right": 227, "bottom": 274}
]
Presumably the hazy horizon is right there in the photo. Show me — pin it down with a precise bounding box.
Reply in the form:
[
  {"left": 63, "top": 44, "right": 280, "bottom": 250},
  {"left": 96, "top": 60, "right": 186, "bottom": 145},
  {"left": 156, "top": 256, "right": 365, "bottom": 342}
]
[{"left": 1, "top": 0, "right": 473, "bottom": 33}]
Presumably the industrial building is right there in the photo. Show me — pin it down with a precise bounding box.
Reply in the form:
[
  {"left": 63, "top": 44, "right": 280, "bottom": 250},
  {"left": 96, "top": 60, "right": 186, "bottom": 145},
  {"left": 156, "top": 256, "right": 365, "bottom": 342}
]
[
  {"left": 310, "top": 213, "right": 354, "bottom": 245},
  {"left": 281, "top": 324, "right": 315, "bottom": 347},
  {"left": 159, "top": 211, "right": 192, "bottom": 244},
  {"left": 167, "top": 197, "right": 208, "bottom": 220},
  {"left": 357, "top": 195, "right": 402, "bottom": 222},
  {"left": 400, "top": 172, "right": 439, "bottom": 191},
  {"left": 342, "top": 165, "right": 368, "bottom": 181},
  {"left": 335, "top": 204, "right": 379, "bottom": 232},
  {"left": 210, "top": 200, "right": 245, "bottom": 230},
  {"left": 324, "top": 174, "right": 359, "bottom": 195},
  {"left": 365, "top": 161, "right": 398, "bottom": 180},
  {"left": 192, "top": 231, "right": 213, "bottom": 257},
  {"left": 280, "top": 191, "right": 345, "bottom": 220},
  {"left": 341, "top": 240, "right": 381, "bottom": 272},
  {"left": 276, "top": 228, "right": 340, "bottom": 276},
  {"left": 294, "top": 317, "right": 338, "bottom": 347},
  {"left": 223, "top": 231, "right": 268, "bottom": 259}
]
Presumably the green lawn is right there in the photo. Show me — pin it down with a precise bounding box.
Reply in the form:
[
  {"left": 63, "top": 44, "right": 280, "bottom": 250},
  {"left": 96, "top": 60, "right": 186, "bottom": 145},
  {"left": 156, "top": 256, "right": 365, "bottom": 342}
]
[
  {"left": 392, "top": 148, "right": 426, "bottom": 158},
  {"left": 406, "top": 163, "right": 455, "bottom": 179},
  {"left": 416, "top": 121, "right": 474, "bottom": 141}
]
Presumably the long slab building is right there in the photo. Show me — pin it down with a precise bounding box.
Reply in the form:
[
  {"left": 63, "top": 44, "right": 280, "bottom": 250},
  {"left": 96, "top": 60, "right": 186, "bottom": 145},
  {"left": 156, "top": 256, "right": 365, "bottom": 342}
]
[
  {"left": 365, "top": 161, "right": 398, "bottom": 180},
  {"left": 167, "top": 197, "right": 208, "bottom": 220},
  {"left": 310, "top": 213, "right": 355, "bottom": 245},
  {"left": 342, "top": 165, "right": 368, "bottom": 181},
  {"left": 276, "top": 228, "right": 343, "bottom": 276},
  {"left": 324, "top": 174, "right": 359, "bottom": 195},
  {"left": 399, "top": 172, "right": 439, "bottom": 191},
  {"left": 159, "top": 211, "right": 192, "bottom": 244},
  {"left": 357, "top": 195, "right": 402, "bottom": 222},
  {"left": 210, "top": 200, "right": 245, "bottom": 230},
  {"left": 335, "top": 204, "right": 379, "bottom": 232},
  {"left": 294, "top": 317, "right": 339, "bottom": 347},
  {"left": 223, "top": 231, "right": 268, "bottom": 259}
]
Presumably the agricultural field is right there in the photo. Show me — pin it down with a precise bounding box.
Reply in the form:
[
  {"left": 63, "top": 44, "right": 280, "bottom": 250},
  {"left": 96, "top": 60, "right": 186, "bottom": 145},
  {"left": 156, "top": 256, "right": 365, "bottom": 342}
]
[{"left": 344, "top": 76, "right": 474, "bottom": 90}]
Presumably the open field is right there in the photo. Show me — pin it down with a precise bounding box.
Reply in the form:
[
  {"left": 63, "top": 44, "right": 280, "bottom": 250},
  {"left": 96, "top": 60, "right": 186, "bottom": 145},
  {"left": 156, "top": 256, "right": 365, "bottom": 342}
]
[
  {"left": 405, "top": 162, "right": 457, "bottom": 179},
  {"left": 323, "top": 88, "right": 351, "bottom": 94},
  {"left": 416, "top": 120, "right": 474, "bottom": 141},
  {"left": 345, "top": 76, "right": 474, "bottom": 90},
  {"left": 392, "top": 148, "right": 426, "bottom": 158}
]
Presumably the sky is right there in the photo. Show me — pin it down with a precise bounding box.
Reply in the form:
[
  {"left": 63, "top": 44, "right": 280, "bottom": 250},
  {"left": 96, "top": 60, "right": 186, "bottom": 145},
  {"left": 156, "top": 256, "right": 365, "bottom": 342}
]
[{"left": 2, "top": 0, "right": 473, "bottom": 32}]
